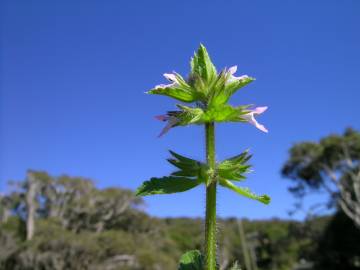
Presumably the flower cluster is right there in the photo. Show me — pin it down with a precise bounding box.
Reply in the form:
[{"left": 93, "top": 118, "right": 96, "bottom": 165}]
[{"left": 148, "top": 45, "right": 268, "bottom": 136}]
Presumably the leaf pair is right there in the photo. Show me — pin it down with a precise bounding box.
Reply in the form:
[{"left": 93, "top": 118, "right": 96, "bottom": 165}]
[
  {"left": 163, "top": 104, "right": 252, "bottom": 127},
  {"left": 136, "top": 150, "right": 271, "bottom": 205}
]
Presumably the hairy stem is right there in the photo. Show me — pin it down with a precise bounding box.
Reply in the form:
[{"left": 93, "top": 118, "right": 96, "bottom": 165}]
[{"left": 205, "top": 122, "right": 217, "bottom": 270}]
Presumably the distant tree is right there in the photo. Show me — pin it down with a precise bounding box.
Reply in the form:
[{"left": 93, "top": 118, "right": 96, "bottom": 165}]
[
  {"left": 282, "top": 128, "right": 360, "bottom": 228},
  {"left": 0, "top": 193, "right": 21, "bottom": 224},
  {"left": 0, "top": 170, "right": 164, "bottom": 270},
  {"left": 24, "top": 171, "right": 39, "bottom": 240},
  {"left": 1, "top": 171, "right": 143, "bottom": 236}
]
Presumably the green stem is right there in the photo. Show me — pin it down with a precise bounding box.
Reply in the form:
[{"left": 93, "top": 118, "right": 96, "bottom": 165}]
[{"left": 205, "top": 122, "right": 217, "bottom": 270}]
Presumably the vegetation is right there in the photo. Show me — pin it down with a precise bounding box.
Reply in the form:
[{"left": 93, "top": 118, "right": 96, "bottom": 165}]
[
  {"left": 1, "top": 169, "right": 358, "bottom": 270},
  {"left": 282, "top": 128, "right": 360, "bottom": 269},
  {"left": 282, "top": 128, "right": 360, "bottom": 228}
]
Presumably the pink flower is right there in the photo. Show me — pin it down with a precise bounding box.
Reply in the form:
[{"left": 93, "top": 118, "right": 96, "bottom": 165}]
[
  {"left": 155, "top": 114, "right": 179, "bottom": 137},
  {"left": 243, "top": 107, "right": 268, "bottom": 133},
  {"left": 155, "top": 73, "right": 179, "bottom": 89},
  {"left": 226, "top": 66, "right": 250, "bottom": 84}
]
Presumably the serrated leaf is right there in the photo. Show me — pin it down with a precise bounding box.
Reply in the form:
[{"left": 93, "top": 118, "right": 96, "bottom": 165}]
[
  {"left": 202, "top": 104, "right": 251, "bottom": 123},
  {"left": 168, "top": 150, "right": 208, "bottom": 183},
  {"left": 169, "top": 150, "right": 199, "bottom": 164},
  {"left": 225, "top": 151, "right": 252, "bottom": 164},
  {"left": 217, "top": 151, "right": 252, "bottom": 181},
  {"left": 148, "top": 87, "right": 196, "bottom": 103},
  {"left": 178, "top": 250, "right": 204, "bottom": 270},
  {"left": 136, "top": 176, "right": 200, "bottom": 196},
  {"left": 148, "top": 73, "right": 200, "bottom": 103},
  {"left": 206, "top": 69, "right": 228, "bottom": 106},
  {"left": 174, "top": 105, "right": 205, "bottom": 125},
  {"left": 219, "top": 178, "right": 271, "bottom": 204},
  {"left": 223, "top": 76, "right": 255, "bottom": 101},
  {"left": 156, "top": 103, "right": 254, "bottom": 136},
  {"left": 173, "top": 104, "right": 251, "bottom": 126},
  {"left": 190, "top": 44, "right": 217, "bottom": 86},
  {"left": 217, "top": 167, "right": 249, "bottom": 181},
  {"left": 208, "top": 70, "right": 255, "bottom": 107}
]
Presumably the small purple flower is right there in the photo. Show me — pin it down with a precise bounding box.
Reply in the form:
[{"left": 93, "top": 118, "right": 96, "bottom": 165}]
[
  {"left": 155, "top": 73, "right": 179, "bottom": 89},
  {"left": 155, "top": 114, "right": 179, "bottom": 137},
  {"left": 243, "top": 107, "right": 268, "bottom": 133},
  {"left": 226, "top": 66, "right": 250, "bottom": 84}
]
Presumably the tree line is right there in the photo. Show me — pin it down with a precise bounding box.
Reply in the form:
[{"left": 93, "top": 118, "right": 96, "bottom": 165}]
[{"left": 0, "top": 128, "right": 359, "bottom": 269}]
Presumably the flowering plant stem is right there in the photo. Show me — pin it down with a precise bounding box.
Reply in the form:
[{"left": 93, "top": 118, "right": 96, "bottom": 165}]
[
  {"left": 135, "top": 45, "right": 271, "bottom": 270},
  {"left": 205, "top": 122, "right": 217, "bottom": 270}
]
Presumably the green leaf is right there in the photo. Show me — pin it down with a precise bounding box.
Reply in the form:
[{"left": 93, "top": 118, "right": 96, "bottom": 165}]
[
  {"left": 217, "top": 151, "right": 252, "bottom": 181},
  {"left": 178, "top": 250, "right": 204, "bottom": 270},
  {"left": 136, "top": 176, "right": 200, "bottom": 196},
  {"left": 223, "top": 76, "right": 255, "bottom": 102},
  {"left": 175, "top": 105, "right": 205, "bottom": 125},
  {"left": 169, "top": 150, "right": 199, "bottom": 164},
  {"left": 168, "top": 151, "right": 208, "bottom": 183},
  {"left": 224, "top": 151, "right": 252, "bottom": 164},
  {"left": 208, "top": 69, "right": 255, "bottom": 107},
  {"left": 201, "top": 104, "right": 251, "bottom": 123},
  {"left": 219, "top": 178, "right": 271, "bottom": 204},
  {"left": 148, "top": 87, "right": 196, "bottom": 103},
  {"left": 156, "top": 104, "right": 254, "bottom": 137},
  {"left": 148, "top": 73, "right": 200, "bottom": 103},
  {"left": 172, "top": 104, "right": 251, "bottom": 128},
  {"left": 190, "top": 44, "right": 217, "bottom": 88}
]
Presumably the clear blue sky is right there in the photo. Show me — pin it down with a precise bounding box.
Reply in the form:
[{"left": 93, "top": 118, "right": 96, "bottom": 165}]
[{"left": 1, "top": 1, "right": 359, "bottom": 220}]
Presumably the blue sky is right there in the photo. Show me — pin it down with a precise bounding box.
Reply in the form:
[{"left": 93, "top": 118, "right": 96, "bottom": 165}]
[{"left": 1, "top": 0, "right": 360, "bottom": 220}]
